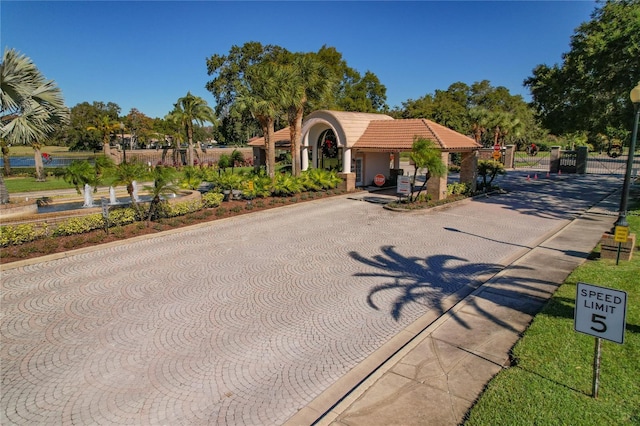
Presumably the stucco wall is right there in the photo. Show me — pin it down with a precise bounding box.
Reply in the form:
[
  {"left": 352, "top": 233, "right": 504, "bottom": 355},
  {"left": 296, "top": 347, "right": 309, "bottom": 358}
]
[{"left": 363, "top": 153, "right": 391, "bottom": 186}]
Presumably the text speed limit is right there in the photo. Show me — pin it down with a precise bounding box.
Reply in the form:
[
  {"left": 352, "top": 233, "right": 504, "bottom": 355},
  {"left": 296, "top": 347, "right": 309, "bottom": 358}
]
[{"left": 574, "top": 282, "right": 627, "bottom": 344}]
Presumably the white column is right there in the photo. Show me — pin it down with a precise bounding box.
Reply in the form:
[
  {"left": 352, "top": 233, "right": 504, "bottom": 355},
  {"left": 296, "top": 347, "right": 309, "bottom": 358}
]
[
  {"left": 343, "top": 148, "right": 352, "bottom": 173},
  {"left": 312, "top": 137, "right": 318, "bottom": 168},
  {"left": 302, "top": 133, "right": 309, "bottom": 171}
]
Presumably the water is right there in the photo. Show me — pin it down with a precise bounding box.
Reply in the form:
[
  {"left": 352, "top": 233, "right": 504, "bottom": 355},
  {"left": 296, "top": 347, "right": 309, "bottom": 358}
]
[{"left": 82, "top": 184, "right": 94, "bottom": 207}]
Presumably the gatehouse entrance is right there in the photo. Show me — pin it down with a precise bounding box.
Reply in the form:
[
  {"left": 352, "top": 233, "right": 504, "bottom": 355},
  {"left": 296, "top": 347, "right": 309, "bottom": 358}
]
[{"left": 317, "top": 129, "right": 342, "bottom": 171}]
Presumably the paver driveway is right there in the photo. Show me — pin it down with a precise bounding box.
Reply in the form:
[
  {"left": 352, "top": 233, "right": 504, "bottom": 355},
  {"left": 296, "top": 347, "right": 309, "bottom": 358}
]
[{"left": 1, "top": 174, "right": 619, "bottom": 425}]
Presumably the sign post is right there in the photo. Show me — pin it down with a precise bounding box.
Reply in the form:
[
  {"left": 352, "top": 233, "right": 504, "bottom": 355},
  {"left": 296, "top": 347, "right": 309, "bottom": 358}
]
[
  {"left": 396, "top": 175, "right": 411, "bottom": 199},
  {"left": 492, "top": 144, "right": 502, "bottom": 161},
  {"left": 574, "top": 282, "right": 627, "bottom": 398},
  {"left": 614, "top": 225, "right": 629, "bottom": 265},
  {"left": 101, "top": 197, "right": 109, "bottom": 234}
]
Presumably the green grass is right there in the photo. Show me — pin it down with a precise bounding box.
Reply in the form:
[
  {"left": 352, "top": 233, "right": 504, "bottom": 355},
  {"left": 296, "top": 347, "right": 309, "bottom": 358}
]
[
  {"left": 4, "top": 176, "right": 76, "bottom": 193},
  {"left": 465, "top": 213, "right": 640, "bottom": 425}
]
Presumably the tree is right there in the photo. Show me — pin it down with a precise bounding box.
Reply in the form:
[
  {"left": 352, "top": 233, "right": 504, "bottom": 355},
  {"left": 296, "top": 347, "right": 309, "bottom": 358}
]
[
  {"left": 477, "top": 159, "right": 506, "bottom": 190},
  {"left": 67, "top": 101, "right": 120, "bottom": 151},
  {"left": 166, "top": 92, "right": 216, "bottom": 167},
  {"left": 409, "top": 137, "right": 447, "bottom": 202},
  {"left": 282, "top": 54, "right": 335, "bottom": 176},
  {"left": 87, "top": 115, "right": 120, "bottom": 158},
  {"left": 524, "top": 0, "right": 640, "bottom": 139},
  {"left": 0, "top": 48, "right": 69, "bottom": 186},
  {"left": 143, "top": 166, "right": 179, "bottom": 223},
  {"left": 107, "top": 161, "right": 148, "bottom": 217},
  {"left": 236, "top": 62, "right": 287, "bottom": 179},
  {"left": 314, "top": 45, "right": 387, "bottom": 113}
]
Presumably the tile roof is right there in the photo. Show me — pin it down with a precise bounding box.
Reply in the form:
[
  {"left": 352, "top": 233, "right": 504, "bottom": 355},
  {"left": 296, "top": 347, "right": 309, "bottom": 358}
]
[
  {"left": 247, "top": 127, "right": 291, "bottom": 148},
  {"left": 354, "top": 119, "right": 480, "bottom": 151},
  {"left": 247, "top": 113, "right": 480, "bottom": 152}
]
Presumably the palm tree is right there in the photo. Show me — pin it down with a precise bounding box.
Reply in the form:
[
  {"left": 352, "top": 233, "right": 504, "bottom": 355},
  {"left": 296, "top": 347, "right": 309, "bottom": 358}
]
[
  {"left": 87, "top": 115, "right": 120, "bottom": 159},
  {"left": 1, "top": 48, "right": 69, "bottom": 187},
  {"left": 468, "top": 107, "right": 491, "bottom": 146},
  {"left": 143, "top": 166, "right": 179, "bottom": 223},
  {"left": 166, "top": 92, "right": 216, "bottom": 167},
  {"left": 282, "top": 54, "right": 335, "bottom": 176},
  {"left": 237, "top": 62, "right": 287, "bottom": 180},
  {"left": 409, "top": 137, "right": 447, "bottom": 202},
  {"left": 107, "top": 161, "right": 148, "bottom": 217}
]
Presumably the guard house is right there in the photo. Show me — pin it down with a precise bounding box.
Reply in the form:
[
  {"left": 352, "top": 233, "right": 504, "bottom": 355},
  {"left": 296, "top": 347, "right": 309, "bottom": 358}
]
[{"left": 249, "top": 110, "right": 481, "bottom": 200}]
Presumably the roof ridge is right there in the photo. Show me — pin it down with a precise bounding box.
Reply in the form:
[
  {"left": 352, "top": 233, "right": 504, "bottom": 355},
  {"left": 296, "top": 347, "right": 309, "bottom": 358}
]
[{"left": 421, "top": 118, "right": 444, "bottom": 147}]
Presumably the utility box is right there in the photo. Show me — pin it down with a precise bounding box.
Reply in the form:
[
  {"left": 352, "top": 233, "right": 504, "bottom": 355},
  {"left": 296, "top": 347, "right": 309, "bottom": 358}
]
[{"left": 599, "top": 232, "right": 636, "bottom": 261}]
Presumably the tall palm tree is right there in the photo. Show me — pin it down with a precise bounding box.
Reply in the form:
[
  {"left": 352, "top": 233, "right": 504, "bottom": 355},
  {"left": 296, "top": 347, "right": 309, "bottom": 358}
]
[
  {"left": 282, "top": 54, "right": 335, "bottom": 176},
  {"left": 87, "top": 115, "right": 120, "bottom": 159},
  {"left": 468, "top": 107, "right": 491, "bottom": 146},
  {"left": 237, "top": 62, "right": 287, "bottom": 179},
  {"left": 1, "top": 48, "right": 69, "bottom": 187},
  {"left": 166, "top": 92, "right": 216, "bottom": 167}
]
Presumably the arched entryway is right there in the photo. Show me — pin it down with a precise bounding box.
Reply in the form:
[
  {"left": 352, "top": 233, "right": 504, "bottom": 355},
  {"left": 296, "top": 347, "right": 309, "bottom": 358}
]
[{"left": 317, "top": 129, "right": 342, "bottom": 171}]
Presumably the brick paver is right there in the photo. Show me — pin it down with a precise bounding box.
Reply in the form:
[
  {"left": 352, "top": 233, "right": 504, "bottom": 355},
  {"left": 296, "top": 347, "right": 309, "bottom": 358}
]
[{"left": 1, "top": 174, "right": 619, "bottom": 425}]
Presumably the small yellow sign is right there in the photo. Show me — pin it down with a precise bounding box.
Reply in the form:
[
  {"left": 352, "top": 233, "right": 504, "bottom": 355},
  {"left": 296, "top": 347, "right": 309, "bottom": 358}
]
[
  {"left": 492, "top": 151, "right": 501, "bottom": 160},
  {"left": 614, "top": 226, "right": 629, "bottom": 243}
]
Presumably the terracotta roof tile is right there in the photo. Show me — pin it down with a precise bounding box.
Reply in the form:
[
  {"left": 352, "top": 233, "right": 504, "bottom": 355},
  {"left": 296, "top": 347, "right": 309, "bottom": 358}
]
[
  {"left": 247, "top": 127, "right": 291, "bottom": 147},
  {"left": 354, "top": 119, "right": 480, "bottom": 151}
]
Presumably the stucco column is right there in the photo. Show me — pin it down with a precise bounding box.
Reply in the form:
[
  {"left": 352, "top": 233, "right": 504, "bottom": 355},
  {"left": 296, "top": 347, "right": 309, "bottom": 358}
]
[
  {"left": 427, "top": 151, "right": 449, "bottom": 201},
  {"left": 312, "top": 139, "right": 318, "bottom": 169},
  {"left": 301, "top": 133, "right": 309, "bottom": 171},
  {"left": 343, "top": 148, "right": 352, "bottom": 173},
  {"left": 393, "top": 151, "right": 400, "bottom": 169},
  {"left": 460, "top": 150, "right": 478, "bottom": 192}
]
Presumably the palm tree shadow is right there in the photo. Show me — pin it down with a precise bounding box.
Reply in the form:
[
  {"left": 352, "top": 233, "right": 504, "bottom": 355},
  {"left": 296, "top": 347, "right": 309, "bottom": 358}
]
[{"left": 350, "top": 245, "right": 560, "bottom": 332}]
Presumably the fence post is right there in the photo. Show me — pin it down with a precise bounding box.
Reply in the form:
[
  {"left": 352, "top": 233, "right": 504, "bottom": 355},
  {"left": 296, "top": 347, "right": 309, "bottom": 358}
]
[
  {"left": 502, "top": 145, "right": 514, "bottom": 169},
  {"left": 577, "top": 146, "right": 588, "bottom": 174},
  {"left": 550, "top": 146, "right": 561, "bottom": 173}
]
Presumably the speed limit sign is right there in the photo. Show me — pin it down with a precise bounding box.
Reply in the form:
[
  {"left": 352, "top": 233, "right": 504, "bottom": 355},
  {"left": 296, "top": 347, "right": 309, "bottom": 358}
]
[{"left": 574, "top": 282, "right": 627, "bottom": 344}]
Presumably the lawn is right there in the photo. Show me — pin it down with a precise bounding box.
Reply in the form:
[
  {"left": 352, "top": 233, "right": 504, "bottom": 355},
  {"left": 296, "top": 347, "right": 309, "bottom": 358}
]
[{"left": 465, "top": 213, "right": 640, "bottom": 425}]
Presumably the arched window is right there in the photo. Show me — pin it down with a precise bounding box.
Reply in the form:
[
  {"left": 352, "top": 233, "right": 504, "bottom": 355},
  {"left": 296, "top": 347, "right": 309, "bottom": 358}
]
[{"left": 317, "top": 129, "right": 342, "bottom": 170}]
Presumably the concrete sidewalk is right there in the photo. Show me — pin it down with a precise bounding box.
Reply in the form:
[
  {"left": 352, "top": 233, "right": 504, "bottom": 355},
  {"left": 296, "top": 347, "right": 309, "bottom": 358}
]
[{"left": 288, "top": 186, "right": 620, "bottom": 425}]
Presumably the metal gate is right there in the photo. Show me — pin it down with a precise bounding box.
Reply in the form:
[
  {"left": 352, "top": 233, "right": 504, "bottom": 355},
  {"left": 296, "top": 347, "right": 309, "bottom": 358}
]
[{"left": 586, "top": 152, "right": 639, "bottom": 175}]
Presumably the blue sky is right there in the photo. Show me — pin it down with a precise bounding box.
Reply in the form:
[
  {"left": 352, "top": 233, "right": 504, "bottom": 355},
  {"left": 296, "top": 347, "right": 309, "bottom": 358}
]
[{"left": 2, "top": 1, "right": 596, "bottom": 120}]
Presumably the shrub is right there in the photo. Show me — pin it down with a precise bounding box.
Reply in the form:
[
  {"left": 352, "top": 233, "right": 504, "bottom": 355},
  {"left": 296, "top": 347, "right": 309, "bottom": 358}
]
[
  {"left": 202, "top": 192, "right": 224, "bottom": 208},
  {"left": 447, "top": 182, "right": 470, "bottom": 195},
  {"left": 53, "top": 214, "right": 105, "bottom": 236},
  {"left": 0, "top": 223, "right": 49, "bottom": 246}
]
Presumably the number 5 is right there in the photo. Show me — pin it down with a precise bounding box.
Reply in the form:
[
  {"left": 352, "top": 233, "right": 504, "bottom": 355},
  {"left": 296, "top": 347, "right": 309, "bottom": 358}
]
[{"left": 590, "top": 314, "right": 607, "bottom": 333}]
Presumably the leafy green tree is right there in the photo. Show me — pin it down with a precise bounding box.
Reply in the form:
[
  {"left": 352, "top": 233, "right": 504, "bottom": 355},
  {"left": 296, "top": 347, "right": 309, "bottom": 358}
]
[
  {"left": 314, "top": 45, "right": 388, "bottom": 113},
  {"left": 0, "top": 48, "right": 70, "bottom": 185},
  {"left": 67, "top": 101, "right": 120, "bottom": 151},
  {"left": 409, "top": 137, "right": 447, "bottom": 202},
  {"left": 124, "top": 108, "right": 154, "bottom": 149},
  {"left": 166, "top": 92, "right": 216, "bottom": 167},
  {"left": 524, "top": 0, "right": 640, "bottom": 139}
]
